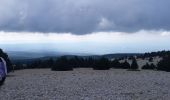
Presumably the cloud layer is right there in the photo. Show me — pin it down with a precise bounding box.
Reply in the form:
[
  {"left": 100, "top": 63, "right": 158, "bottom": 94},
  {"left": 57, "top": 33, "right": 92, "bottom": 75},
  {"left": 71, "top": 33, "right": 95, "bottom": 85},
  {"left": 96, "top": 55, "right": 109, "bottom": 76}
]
[
  {"left": 0, "top": 0, "right": 170, "bottom": 34},
  {"left": 0, "top": 30, "right": 170, "bottom": 54}
]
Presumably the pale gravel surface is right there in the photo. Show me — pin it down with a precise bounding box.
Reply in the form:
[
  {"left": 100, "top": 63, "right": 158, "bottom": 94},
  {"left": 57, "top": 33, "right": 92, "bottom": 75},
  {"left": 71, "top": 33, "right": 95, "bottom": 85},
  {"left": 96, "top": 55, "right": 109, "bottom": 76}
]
[{"left": 0, "top": 68, "right": 170, "bottom": 100}]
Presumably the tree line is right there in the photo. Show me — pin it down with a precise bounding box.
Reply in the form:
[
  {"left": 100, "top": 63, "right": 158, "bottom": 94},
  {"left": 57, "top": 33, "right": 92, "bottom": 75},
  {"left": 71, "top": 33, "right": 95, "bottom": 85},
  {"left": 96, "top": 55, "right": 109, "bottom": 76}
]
[
  {"left": 140, "top": 50, "right": 170, "bottom": 72},
  {"left": 139, "top": 50, "right": 170, "bottom": 58},
  {"left": 1, "top": 48, "right": 170, "bottom": 72},
  {"left": 16, "top": 50, "right": 170, "bottom": 72},
  {"left": 24, "top": 56, "right": 139, "bottom": 71}
]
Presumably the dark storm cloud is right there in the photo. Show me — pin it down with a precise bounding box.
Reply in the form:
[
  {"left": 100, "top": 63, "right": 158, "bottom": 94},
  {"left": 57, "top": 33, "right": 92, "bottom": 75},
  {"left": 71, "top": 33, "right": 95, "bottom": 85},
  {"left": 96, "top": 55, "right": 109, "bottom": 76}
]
[{"left": 0, "top": 0, "right": 170, "bottom": 34}]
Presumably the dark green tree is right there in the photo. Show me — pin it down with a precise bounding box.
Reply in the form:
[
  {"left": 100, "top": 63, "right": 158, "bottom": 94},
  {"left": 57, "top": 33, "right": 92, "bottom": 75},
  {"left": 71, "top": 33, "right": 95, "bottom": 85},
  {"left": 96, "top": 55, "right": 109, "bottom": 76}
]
[
  {"left": 150, "top": 63, "right": 156, "bottom": 69},
  {"left": 122, "top": 60, "right": 130, "bottom": 69},
  {"left": 142, "top": 63, "right": 150, "bottom": 69},
  {"left": 130, "top": 58, "right": 139, "bottom": 70},
  {"left": 52, "top": 56, "right": 73, "bottom": 71},
  {"left": 157, "top": 56, "right": 170, "bottom": 72},
  {"left": 142, "top": 63, "right": 155, "bottom": 70},
  {"left": 93, "top": 57, "right": 110, "bottom": 70},
  {"left": 110, "top": 59, "right": 121, "bottom": 68},
  {"left": 149, "top": 57, "right": 153, "bottom": 62}
]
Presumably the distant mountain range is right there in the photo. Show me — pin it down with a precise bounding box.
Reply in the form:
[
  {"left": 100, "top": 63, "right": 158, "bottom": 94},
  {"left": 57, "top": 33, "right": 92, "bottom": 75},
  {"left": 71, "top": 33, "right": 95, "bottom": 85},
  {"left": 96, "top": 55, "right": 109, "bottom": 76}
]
[
  {"left": 7, "top": 51, "right": 68, "bottom": 60},
  {"left": 7, "top": 51, "right": 142, "bottom": 64}
]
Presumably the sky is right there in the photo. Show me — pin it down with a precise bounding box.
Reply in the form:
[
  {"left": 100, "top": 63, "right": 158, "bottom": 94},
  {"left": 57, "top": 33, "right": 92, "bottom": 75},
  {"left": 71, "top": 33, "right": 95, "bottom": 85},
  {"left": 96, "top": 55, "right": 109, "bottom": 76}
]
[{"left": 0, "top": 0, "right": 170, "bottom": 54}]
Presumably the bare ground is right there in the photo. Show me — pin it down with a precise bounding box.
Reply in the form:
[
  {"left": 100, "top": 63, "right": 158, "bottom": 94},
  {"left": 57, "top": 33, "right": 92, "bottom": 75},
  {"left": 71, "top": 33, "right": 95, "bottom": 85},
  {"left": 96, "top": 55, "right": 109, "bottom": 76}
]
[{"left": 0, "top": 68, "right": 170, "bottom": 100}]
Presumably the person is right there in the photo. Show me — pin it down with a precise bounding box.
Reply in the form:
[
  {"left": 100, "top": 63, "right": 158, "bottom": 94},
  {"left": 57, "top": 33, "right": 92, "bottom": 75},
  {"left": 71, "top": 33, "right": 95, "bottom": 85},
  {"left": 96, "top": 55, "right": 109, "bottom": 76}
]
[{"left": 0, "top": 57, "right": 7, "bottom": 86}]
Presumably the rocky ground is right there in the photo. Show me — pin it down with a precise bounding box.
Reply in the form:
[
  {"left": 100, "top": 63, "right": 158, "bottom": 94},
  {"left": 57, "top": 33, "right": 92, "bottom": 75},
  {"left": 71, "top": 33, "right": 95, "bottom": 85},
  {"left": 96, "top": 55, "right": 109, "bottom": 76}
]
[{"left": 0, "top": 68, "right": 170, "bottom": 100}]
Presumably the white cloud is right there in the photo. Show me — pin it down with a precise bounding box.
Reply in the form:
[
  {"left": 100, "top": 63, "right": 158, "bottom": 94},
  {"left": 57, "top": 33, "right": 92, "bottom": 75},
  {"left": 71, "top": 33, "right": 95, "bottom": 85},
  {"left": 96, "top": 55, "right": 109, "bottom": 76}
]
[
  {"left": 0, "top": 30, "right": 170, "bottom": 54},
  {"left": 161, "top": 31, "right": 170, "bottom": 36},
  {"left": 98, "top": 17, "right": 114, "bottom": 30}
]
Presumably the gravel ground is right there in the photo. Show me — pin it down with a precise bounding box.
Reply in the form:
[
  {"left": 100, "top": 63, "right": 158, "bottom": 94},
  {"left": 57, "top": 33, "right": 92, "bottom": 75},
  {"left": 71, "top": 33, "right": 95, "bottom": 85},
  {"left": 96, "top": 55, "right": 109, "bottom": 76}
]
[{"left": 0, "top": 68, "right": 170, "bottom": 100}]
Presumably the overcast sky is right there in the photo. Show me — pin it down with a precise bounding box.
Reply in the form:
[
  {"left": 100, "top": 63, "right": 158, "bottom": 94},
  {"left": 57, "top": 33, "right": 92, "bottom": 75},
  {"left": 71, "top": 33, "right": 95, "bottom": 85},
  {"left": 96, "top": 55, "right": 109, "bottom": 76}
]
[{"left": 0, "top": 0, "right": 170, "bottom": 54}]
